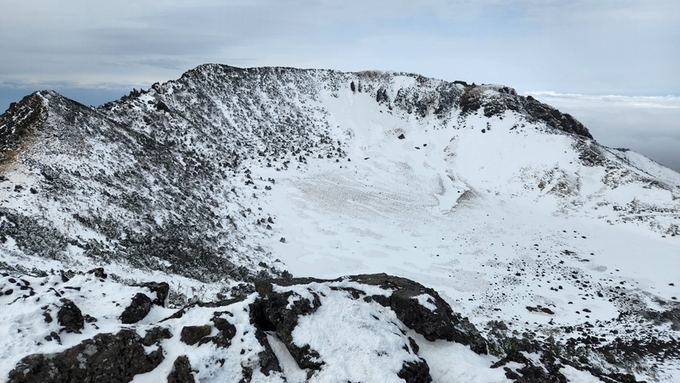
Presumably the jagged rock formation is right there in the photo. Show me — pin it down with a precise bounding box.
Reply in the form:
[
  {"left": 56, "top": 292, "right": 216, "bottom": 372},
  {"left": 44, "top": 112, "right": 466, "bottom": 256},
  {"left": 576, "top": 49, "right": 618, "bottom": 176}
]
[{"left": 6, "top": 272, "right": 647, "bottom": 383}]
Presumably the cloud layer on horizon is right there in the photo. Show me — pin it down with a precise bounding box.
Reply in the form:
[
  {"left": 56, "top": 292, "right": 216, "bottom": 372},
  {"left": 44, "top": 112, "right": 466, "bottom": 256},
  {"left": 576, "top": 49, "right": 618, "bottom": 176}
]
[
  {"left": 1, "top": 0, "right": 679, "bottom": 95},
  {"left": 1, "top": 1, "right": 678, "bottom": 173},
  {"left": 526, "top": 92, "right": 680, "bottom": 173}
]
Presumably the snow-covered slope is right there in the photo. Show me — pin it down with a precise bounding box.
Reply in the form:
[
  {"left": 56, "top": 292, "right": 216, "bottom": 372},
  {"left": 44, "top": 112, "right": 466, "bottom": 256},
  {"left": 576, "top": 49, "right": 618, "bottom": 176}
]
[{"left": 0, "top": 64, "right": 679, "bottom": 382}]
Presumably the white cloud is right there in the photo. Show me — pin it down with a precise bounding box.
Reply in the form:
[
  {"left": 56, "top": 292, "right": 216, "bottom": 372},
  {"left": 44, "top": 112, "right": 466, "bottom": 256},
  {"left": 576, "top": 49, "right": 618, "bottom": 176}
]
[
  {"left": 1, "top": 0, "right": 679, "bottom": 167},
  {"left": 525, "top": 92, "right": 680, "bottom": 172},
  {"left": 0, "top": 0, "right": 678, "bottom": 94}
]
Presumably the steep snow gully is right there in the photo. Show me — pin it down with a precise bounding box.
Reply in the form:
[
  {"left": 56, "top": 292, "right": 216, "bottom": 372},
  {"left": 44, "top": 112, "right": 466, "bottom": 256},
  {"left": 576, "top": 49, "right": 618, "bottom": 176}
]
[{"left": 0, "top": 64, "right": 679, "bottom": 382}]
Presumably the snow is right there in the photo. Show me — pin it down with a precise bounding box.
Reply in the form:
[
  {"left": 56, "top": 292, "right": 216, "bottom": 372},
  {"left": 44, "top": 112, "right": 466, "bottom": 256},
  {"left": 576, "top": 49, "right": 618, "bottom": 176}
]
[
  {"left": 560, "top": 365, "right": 605, "bottom": 383},
  {"left": 411, "top": 332, "right": 509, "bottom": 383},
  {"left": 1, "top": 67, "right": 679, "bottom": 382},
  {"left": 413, "top": 294, "right": 438, "bottom": 312},
  {"left": 253, "top": 81, "right": 680, "bottom": 380},
  {"left": 291, "top": 288, "right": 418, "bottom": 382}
]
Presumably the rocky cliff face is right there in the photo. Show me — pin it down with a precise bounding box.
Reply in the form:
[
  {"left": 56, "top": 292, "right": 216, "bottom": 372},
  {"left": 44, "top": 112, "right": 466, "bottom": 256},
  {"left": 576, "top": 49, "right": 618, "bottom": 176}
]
[{"left": 1, "top": 64, "right": 679, "bottom": 382}]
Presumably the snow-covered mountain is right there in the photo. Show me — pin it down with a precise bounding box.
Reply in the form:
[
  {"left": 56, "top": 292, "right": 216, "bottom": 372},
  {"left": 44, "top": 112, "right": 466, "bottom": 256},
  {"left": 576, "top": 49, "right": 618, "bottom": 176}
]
[{"left": 1, "top": 64, "right": 679, "bottom": 382}]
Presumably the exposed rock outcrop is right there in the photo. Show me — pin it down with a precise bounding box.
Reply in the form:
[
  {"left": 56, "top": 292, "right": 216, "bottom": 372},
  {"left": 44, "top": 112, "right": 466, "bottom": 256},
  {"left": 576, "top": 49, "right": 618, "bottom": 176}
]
[
  {"left": 459, "top": 84, "right": 592, "bottom": 139},
  {"left": 6, "top": 273, "right": 670, "bottom": 382},
  {"left": 251, "top": 274, "right": 488, "bottom": 382},
  {"left": 350, "top": 273, "right": 488, "bottom": 354},
  {"left": 8, "top": 329, "right": 164, "bottom": 383}
]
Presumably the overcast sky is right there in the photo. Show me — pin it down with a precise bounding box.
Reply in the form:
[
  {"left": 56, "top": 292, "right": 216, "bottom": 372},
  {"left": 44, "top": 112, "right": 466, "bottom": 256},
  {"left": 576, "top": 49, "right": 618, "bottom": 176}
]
[{"left": 1, "top": 0, "right": 679, "bottom": 171}]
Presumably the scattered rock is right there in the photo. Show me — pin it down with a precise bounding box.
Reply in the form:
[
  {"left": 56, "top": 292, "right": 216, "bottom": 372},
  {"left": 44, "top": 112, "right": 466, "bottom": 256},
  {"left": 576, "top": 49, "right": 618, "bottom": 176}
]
[
  {"left": 167, "top": 355, "right": 195, "bottom": 383},
  {"left": 44, "top": 331, "right": 61, "bottom": 344},
  {"left": 57, "top": 299, "right": 84, "bottom": 333},
  {"left": 180, "top": 325, "right": 212, "bottom": 346},
  {"left": 87, "top": 267, "right": 107, "bottom": 279},
  {"left": 135, "top": 281, "right": 170, "bottom": 307},
  {"left": 120, "top": 293, "right": 153, "bottom": 324}
]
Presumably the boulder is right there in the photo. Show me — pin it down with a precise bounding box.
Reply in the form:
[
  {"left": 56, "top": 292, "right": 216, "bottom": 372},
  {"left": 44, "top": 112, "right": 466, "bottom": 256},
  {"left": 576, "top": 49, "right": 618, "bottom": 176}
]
[
  {"left": 8, "top": 329, "right": 164, "bottom": 383},
  {"left": 167, "top": 355, "right": 195, "bottom": 383},
  {"left": 142, "top": 327, "right": 173, "bottom": 346},
  {"left": 254, "top": 277, "right": 324, "bottom": 369},
  {"left": 87, "top": 267, "right": 107, "bottom": 279},
  {"left": 120, "top": 293, "right": 153, "bottom": 324},
  {"left": 180, "top": 325, "right": 212, "bottom": 346},
  {"left": 251, "top": 274, "right": 485, "bottom": 381},
  {"left": 201, "top": 313, "right": 237, "bottom": 348},
  {"left": 57, "top": 298, "right": 84, "bottom": 333},
  {"left": 398, "top": 360, "right": 433, "bottom": 383}
]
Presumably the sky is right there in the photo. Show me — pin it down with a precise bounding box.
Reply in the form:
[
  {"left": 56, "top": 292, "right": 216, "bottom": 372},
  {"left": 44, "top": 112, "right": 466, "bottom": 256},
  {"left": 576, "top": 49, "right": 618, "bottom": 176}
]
[{"left": 1, "top": 0, "right": 679, "bottom": 171}]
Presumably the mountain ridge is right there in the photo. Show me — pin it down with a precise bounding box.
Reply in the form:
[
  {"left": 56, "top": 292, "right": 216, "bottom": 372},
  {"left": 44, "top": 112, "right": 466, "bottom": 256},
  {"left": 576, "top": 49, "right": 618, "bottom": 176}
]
[
  {"left": 0, "top": 64, "right": 606, "bottom": 285},
  {"left": 1, "top": 64, "right": 679, "bottom": 382}
]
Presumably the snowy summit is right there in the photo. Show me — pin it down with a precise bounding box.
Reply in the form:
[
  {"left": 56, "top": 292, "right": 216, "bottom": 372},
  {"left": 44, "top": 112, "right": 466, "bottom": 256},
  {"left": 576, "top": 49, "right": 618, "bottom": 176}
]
[{"left": 0, "top": 64, "right": 679, "bottom": 382}]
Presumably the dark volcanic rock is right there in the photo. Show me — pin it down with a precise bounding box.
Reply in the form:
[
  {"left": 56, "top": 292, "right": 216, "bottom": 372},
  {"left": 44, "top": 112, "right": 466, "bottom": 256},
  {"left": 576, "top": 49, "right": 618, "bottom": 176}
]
[
  {"left": 252, "top": 273, "right": 482, "bottom": 381},
  {"left": 398, "top": 360, "right": 433, "bottom": 383},
  {"left": 180, "top": 325, "right": 212, "bottom": 345},
  {"left": 167, "top": 355, "right": 195, "bottom": 383},
  {"left": 254, "top": 278, "right": 325, "bottom": 369},
  {"left": 488, "top": 330, "right": 641, "bottom": 383},
  {"left": 87, "top": 267, "right": 107, "bottom": 279},
  {"left": 0, "top": 93, "right": 47, "bottom": 153},
  {"left": 253, "top": 330, "right": 284, "bottom": 376},
  {"left": 136, "top": 281, "right": 170, "bottom": 307},
  {"left": 142, "top": 326, "right": 173, "bottom": 346},
  {"left": 458, "top": 84, "right": 592, "bottom": 139},
  {"left": 350, "top": 273, "right": 488, "bottom": 354},
  {"left": 8, "top": 329, "right": 164, "bottom": 383},
  {"left": 492, "top": 350, "right": 568, "bottom": 383},
  {"left": 57, "top": 298, "right": 84, "bottom": 333},
  {"left": 524, "top": 95, "right": 592, "bottom": 139},
  {"left": 120, "top": 293, "right": 153, "bottom": 324},
  {"left": 203, "top": 314, "right": 237, "bottom": 348}
]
